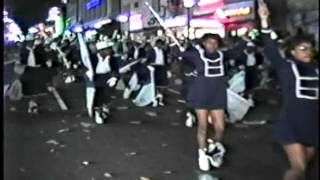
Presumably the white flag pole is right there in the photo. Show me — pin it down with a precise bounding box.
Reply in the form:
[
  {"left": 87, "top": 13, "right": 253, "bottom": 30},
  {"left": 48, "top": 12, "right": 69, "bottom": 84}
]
[{"left": 144, "top": 2, "right": 182, "bottom": 50}]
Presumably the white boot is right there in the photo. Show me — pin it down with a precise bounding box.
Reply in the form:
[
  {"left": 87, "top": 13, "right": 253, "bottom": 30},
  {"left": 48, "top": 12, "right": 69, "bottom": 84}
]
[
  {"left": 123, "top": 87, "right": 132, "bottom": 99},
  {"left": 156, "top": 93, "right": 164, "bottom": 106},
  {"left": 198, "top": 149, "right": 210, "bottom": 171},
  {"left": 207, "top": 142, "right": 225, "bottom": 168},
  {"left": 28, "top": 100, "right": 38, "bottom": 114},
  {"left": 65, "top": 76, "right": 73, "bottom": 84},
  {"left": 94, "top": 111, "right": 104, "bottom": 124},
  {"left": 185, "top": 112, "right": 195, "bottom": 128}
]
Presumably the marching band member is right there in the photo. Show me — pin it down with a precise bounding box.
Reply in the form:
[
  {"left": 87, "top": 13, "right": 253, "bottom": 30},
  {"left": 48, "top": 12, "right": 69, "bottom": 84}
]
[
  {"left": 179, "top": 33, "right": 251, "bottom": 171},
  {"left": 19, "top": 35, "right": 56, "bottom": 113},
  {"left": 89, "top": 37, "right": 119, "bottom": 124},
  {"left": 258, "top": 4, "right": 318, "bottom": 180},
  {"left": 146, "top": 39, "right": 169, "bottom": 106}
]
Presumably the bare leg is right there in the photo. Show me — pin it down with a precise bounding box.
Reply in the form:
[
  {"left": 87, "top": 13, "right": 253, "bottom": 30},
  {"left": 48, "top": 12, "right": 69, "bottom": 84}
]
[
  {"left": 195, "top": 109, "right": 209, "bottom": 149},
  {"left": 306, "top": 147, "right": 316, "bottom": 164},
  {"left": 209, "top": 109, "right": 225, "bottom": 142},
  {"left": 283, "top": 144, "right": 308, "bottom": 180}
]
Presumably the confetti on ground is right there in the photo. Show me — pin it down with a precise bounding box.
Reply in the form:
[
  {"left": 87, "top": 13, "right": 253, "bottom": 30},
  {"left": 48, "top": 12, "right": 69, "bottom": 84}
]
[
  {"left": 242, "top": 120, "right": 267, "bottom": 125},
  {"left": 57, "top": 128, "right": 70, "bottom": 134},
  {"left": 116, "top": 106, "right": 129, "bottom": 110},
  {"left": 46, "top": 140, "right": 60, "bottom": 146},
  {"left": 60, "top": 144, "right": 66, "bottom": 148},
  {"left": 125, "top": 152, "right": 137, "bottom": 156},
  {"left": 145, "top": 111, "right": 157, "bottom": 117},
  {"left": 19, "top": 168, "right": 26, "bottom": 173},
  {"left": 170, "top": 122, "right": 180, "bottom": 126},
  {"left": 140, "top": 176, "right": 151, "bottom": 180},
  {"left": 177, "top": 99, "right": 186, "bottom": 104},
  {"left": 82, "top": 129, "right": 91, "bottom": 133},
  {"left": 129, "top": 121, "right": 142, "bottom": 125},
  {"left": 234, "top": 124, "right": 249, "bottom": 128},
  {"left": 50, "top": 149, "right": 56, "bottom": 153},
  {"left": 161, "top": 143, "right": 168, "bottom": 147},
  {"left": 104, "top": 172, "right": 113, "bottom": 178},
  {"left": 82, "top": 161, "right": 91, "bottom": 166},
  {"left": 80, "top": 122, "right": 96, "bottom": 128}
]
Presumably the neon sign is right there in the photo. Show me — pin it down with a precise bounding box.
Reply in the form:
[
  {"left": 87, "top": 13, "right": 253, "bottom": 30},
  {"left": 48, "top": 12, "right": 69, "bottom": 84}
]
[
  {"left": 87, "top": 0, "right": 102, "bottom": 10},
  {"left": 223, "top": 7, "right": 251, "bottom": 17}
]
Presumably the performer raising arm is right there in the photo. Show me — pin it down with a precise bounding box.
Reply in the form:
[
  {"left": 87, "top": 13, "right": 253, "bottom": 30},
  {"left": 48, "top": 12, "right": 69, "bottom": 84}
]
[
  {"left": 258, "top": 3, "right": 318, "bottom": 180},
  {"left": 178, "top": 33, "right": 251, "bottom": 171}
]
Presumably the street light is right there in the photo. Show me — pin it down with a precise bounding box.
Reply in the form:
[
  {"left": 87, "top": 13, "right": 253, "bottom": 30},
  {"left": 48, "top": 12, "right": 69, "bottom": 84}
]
[{"left": 183, "top": 0, "right": 196, "bottom": 41}]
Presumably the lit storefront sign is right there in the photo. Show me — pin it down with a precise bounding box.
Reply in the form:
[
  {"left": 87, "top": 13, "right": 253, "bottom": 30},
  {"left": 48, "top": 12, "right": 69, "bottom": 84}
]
[
  {"left": 87, "top": 0, "right": 103, "bottom": 10},
  {"left": 129, "top": 14, "right": 143, "bottom": 31},
  {"left": 219, "top": 0, "right": 255, "bottom": 23},
  {"left": 164, "top": 15, "right": 187, "bottom": 28},
  {"left": 190, "top": 18, "right": 224, "bottom": 28},
  {"left": 193, "top": 1, "right": 224, "bottom": 16},
  {"left": 197, "top": 0, "right": 222, "bottom": 6}
]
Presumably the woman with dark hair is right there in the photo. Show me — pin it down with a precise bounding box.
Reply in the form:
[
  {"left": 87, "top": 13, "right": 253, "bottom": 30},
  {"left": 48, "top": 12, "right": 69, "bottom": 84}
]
[
  {"left": 259, "top": 4, "right": 318, "bottom": 180},
  {"left": 179, "top": 32, "right": 251, "bottom": 171}
]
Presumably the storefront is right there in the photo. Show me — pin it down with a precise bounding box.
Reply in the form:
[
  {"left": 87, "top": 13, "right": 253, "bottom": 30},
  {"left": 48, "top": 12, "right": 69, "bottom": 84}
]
[{"left": 158, "top": 0, "right": 256, "bottom": 39}]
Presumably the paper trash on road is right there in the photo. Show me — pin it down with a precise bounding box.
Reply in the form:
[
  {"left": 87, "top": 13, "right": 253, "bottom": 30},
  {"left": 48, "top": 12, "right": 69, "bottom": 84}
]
[
  {"left": 177, "top": 99, "right": 186, "bottom": 104},
  {"left": 57, "top": 128, "right": 70, "bottom": 134},
  {"left": 116, "top": 106, "right": 129, "bottom": 110},
  {"left": 82, "top": 161, "right": 91, "bottom": 166},
  {"left": 145, "top": 111, "right": 157, "bottom": 117},
  {"left": 170, "top": 122, "right": 180, "bottom": 126},
  {"left": 82, "top": 129, "right": 91, "bottom": 133},
  {"left": 125, "top": 152, "right": 137, "bottom": 156},
  {"left": 80, "top": 122, "right": 96, "bottom": 128},
  {"left": 46, "top": 140, "right": 60, "bottom": 145},
  {"left": 104, "top": 172, "right": 113, "bottom": 178},
  {"left": 50, "top": 149, "right": 56, "bottom": 153},
  {"left": 140, "top": 177, "right": 152, "bottom": 180},
  {"left": 19, "top": 168, "right": 26, "bottom": 173},
  {"left": 164, "top": 171, "right": 172, "bottom": 175},
  {"left": 242, "top": 120, "right": 267, "bottom": 125},
  {"left": 129, "top": 121, "right": 142, "bottom": 125}
]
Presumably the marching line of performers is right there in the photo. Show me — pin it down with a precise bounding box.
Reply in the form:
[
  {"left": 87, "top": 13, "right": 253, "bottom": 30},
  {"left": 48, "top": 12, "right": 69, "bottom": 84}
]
[{"left": 6, "top": 3, "right": 318, "bottom": 179}]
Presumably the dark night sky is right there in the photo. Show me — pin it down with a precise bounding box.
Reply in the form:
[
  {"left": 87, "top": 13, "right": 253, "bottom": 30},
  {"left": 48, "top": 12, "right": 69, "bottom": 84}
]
[{"left": 4, "top": 0, "right": 60, "bottom": 32}]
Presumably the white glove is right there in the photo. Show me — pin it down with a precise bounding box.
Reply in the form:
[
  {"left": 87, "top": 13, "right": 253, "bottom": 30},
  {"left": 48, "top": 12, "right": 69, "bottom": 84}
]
[
  {"left": 50, "top": 42, "right": 58, "bottom": 50},
  {"left": 107, "top": 77, "right": 118, "bottom": 87},
  {"left": 179, "top": 47, "right": 185, "bottom": 52},
  {"left": 46, "top": 60, "right": 53, "bottom": 68},
  {"left": 85, "top": 71, "right": 94, "bottom": 82}
]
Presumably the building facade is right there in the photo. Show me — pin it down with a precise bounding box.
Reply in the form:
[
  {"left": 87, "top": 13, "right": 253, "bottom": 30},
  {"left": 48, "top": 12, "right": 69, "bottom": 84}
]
[{"left": 66, "top": 0, "right": 120, "bottom": 28}]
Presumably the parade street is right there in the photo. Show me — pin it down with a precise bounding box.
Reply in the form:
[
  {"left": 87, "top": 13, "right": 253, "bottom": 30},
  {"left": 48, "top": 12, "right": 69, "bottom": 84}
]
[{"left": 4, "top": 78, "right": 319, "bottom": 180}]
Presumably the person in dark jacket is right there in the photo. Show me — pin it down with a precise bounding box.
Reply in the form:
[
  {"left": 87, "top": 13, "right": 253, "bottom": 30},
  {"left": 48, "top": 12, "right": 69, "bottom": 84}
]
[
  {"left": 259, "top": 4, "right": 318, "bottom": 180},
  {"left": 19, "top": 35, "right": 57, "bottom": 113}
]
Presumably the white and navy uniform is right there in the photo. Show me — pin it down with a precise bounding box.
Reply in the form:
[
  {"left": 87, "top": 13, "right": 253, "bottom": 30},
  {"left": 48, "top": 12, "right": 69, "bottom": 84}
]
[
  {"left": 147, "top": 46, "right": 169, "bottom": 87},
  {"left": 19, "top": 43, "right": 56, "bottom": 96},
  {"left": 92, "top": 53, "right": 119, "bottom": 107},
  {"left": 261, "top": 29, "right": 319, "bottom": 147},
  {"left": 179, "top": 41, "right": 248, "bottom": 110}
]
